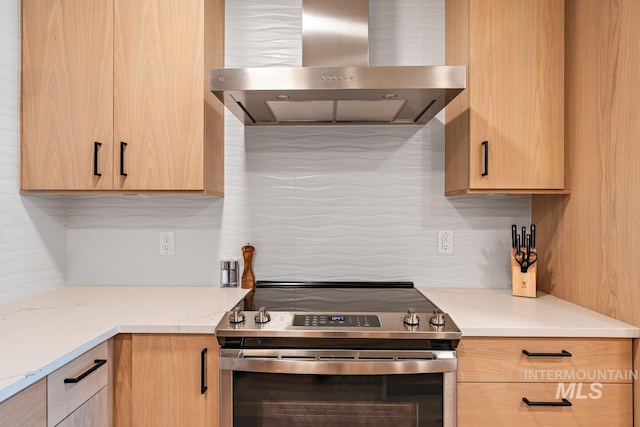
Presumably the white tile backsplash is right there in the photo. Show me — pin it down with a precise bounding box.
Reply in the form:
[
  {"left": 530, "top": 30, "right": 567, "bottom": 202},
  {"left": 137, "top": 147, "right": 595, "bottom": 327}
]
[
  {"left": 66, "top": 0, "right": 531, "bottom": 287},
  {"left": 0, "top": 0, "right": 530, "bottom": 296},
  {"left": 0, "top": 0, "right": 67, "bottom": 304}
]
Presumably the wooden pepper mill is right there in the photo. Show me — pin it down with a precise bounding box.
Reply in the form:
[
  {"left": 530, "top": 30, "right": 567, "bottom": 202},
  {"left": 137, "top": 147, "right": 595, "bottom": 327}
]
[{"left": 241, "top": 243, "right": 255, "bottom": 289}]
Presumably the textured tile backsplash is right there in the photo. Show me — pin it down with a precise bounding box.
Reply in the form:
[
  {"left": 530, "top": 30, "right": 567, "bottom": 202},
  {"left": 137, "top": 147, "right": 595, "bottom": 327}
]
[
  {"left": 0, "top": 0, "right": 67, "bottom": 304},
  {"left": 66, "top": 0, "right": 530, "bottom": 287},
  {"left": 0, "top": 0, "right": 530, "bottom": 297}
]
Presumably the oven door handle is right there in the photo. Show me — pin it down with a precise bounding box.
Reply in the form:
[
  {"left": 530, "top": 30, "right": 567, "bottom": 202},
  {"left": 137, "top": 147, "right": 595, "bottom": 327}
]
[{"left": 219, "top": 351, "right": 457, "bottom": 375}]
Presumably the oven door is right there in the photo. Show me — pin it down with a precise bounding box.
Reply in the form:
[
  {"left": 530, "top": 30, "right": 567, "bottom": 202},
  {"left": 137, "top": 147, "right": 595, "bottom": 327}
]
[{"left": 219, "top": 349, "right": 456, "bottom": 427}]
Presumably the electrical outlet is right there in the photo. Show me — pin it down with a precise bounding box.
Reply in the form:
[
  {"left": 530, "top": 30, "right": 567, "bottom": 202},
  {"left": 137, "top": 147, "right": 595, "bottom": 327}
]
[
  {"left": 159, "top": 231, "right": 175, "bottom": 256},
  {"left": 437, "top": 230, "right": 454, "bottom": 256}
]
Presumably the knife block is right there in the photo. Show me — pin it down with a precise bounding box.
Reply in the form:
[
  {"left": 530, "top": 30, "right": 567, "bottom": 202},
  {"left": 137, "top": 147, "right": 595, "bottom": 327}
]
[{"left": 511, "top": 248, "right": 537, "bottom": 298}]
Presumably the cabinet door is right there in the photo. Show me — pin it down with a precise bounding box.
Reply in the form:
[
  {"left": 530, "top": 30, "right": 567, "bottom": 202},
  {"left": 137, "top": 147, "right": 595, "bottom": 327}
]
[
  {"left": 0, "top": 379, "right": 46, "bottom": 427},
  {"left": 131, "top": 334, "right": 218, "bottom": 427},
  {"left": 21, "top": 0, "right": 114, "bottom": 190},
  {"left": 114, "top": 0, "right": 205, "bottom": 191},
  {"left": 468, "top": 0, "right": 564, "bottom": 190},
  {"left": 57, "top": 387, "right": 109, "bottom": 427}
]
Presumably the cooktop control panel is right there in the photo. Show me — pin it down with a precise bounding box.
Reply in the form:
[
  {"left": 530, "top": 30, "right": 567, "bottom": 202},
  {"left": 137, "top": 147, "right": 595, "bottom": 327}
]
[{"left": 293, "top": 314, "right": 381, "bottom": 327}]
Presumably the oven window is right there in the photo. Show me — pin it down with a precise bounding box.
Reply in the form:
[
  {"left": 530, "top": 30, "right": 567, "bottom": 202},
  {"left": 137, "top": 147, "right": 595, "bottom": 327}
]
[{"left": 233, "top": 372, "right": 443, "bottom": 427}]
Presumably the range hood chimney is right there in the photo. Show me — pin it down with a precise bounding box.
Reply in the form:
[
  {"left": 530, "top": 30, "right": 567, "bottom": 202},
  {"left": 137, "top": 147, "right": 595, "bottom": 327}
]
[{"left": 211, "top": 0, "right": 465, "bottom": 126}]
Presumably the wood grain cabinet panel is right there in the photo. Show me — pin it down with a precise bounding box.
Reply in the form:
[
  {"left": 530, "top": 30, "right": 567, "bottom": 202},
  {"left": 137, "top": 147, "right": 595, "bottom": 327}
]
[
  {"left": 113, "top": 334, "right": 220, "bottom": 427},
  {"left": 457, "top": 337, "right": 632, "bottom": 382},
  {"left": 445, "top": 0, "right": 565, "bottom": 195},
  {"left": 48, "top": 341, "right": 109, "bottom": 427},
  {"left": 21, "top": 0, "right": 114, "bottom": 191},
  {"left": 0, "top": 379, "right": 46, "bottom": 427},
  {"left": 457, "top": 337, "right": 633, "bottom": 426},
  {"left": 458, "top": 382, "right": 632, "bottom": 427},
  {"left": 57, "top": 387, "right": 109, "bottom": 427},
  {"left": 20, "top": 0, "right": 224, "bottom": 195}
]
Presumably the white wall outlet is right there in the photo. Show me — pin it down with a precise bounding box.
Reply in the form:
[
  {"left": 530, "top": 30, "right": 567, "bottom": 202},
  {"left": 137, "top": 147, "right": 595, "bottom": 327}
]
[
  {"left": 159, "top": 231, "right": 175, "bottom": 256},
  {"left": 437, "top": 230, "right": 454, "bottom": 256}
]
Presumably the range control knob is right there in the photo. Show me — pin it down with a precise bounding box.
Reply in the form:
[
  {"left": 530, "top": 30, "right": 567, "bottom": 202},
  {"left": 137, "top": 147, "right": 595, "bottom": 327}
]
[
  {"left": 429, "top": 309, "right": 446, "bottom": 326},
  {"left": 229, "top": 307, "right": 245, "bottom": 324},
  {"left": 403, "top": 308, "right": 420, "bottom": 326},
  {"left": 255, "top": 306, "right": 271, "bottom": 324}
]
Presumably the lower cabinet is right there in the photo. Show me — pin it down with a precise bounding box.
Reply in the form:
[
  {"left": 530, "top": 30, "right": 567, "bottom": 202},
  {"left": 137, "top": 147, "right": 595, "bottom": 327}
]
[
  {"left": 0, "top": 342, "right": 110, "bottom": 427},
  {"left": 48, "top": 341, "right": 109, "bottom": 427},
  {"left": 113, "top": 334, "right": 219, "bottom": 427},
  {"left": 457, "top": 337, "right": 633, "bottom": 426},
  {"left": 458, "top": 382, "right": 631, "bottom": 426},
  {"left": 0, "top": 379, "right": 47, "bottom": 427},
  {"left": 57, "top": 387, "right": 109, "bottom": 427}
]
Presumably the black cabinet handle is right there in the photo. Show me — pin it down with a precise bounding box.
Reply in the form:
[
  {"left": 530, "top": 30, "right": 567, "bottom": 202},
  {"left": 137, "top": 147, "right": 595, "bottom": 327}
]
[
  {"left": 64, "top": 359, "right": 107, "bottom": 384},
  {"left": 481, "top": 140, "right": 489, "bottom": 176},
  {"left": 523, "top": 397, "right": 572, "bottom": 407},
  {"left": 93, "top": 142, "right": 102, "bottom": 177},
  {"left": 522, "top": 349, "right": 572, "bottom": 357},
  {"left": 200, "top": 348, "right": 208, "bottom": 395},
  {"left": 120, "top": 141, "right": 128, "bottom": 176}
]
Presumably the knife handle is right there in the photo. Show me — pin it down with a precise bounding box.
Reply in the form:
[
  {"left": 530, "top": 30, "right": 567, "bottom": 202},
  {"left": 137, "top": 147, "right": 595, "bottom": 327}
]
[
  {"left": 512, "top": 225, "right": 517, "bottom": 249},
  {"left": 530, "top": 224, "right": 536, "bottom": 248}
]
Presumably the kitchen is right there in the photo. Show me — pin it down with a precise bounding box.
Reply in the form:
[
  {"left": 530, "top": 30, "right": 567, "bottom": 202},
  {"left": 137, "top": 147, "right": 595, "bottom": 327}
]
[{"left": 1, "top": 0, "right": 639, "bottom": 426}]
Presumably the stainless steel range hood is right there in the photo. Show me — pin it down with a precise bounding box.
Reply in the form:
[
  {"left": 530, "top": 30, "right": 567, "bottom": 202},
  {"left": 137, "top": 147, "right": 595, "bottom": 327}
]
[{"left": 211, "top": 0, "right": 465, "bottom": 126}]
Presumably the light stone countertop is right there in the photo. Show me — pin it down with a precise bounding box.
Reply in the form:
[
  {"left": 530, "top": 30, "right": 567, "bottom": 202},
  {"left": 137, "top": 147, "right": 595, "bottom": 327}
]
[
  {"left": 1, "top": 285, "right": 638, "bottom": 404},
  {"left": 0, "top": 285, "right": 249, "bottom": 403},
  {"left": 418, "top": 287, "right": 640, "bottom": 338}
]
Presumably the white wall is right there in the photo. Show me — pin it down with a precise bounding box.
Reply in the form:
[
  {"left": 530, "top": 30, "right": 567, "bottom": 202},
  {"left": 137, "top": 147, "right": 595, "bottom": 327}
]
[
  {"left": 0, "top": 0, "right": 67, "bottom": 304},
  {"left": 66, "top": 0, "right": 530, "bottom": 287}
]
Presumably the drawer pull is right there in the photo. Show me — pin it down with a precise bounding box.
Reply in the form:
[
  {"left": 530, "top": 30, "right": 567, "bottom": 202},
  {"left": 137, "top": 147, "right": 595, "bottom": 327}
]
[
  {"left": 93, "top": 141, "right": 102, "bottom": 177},
  {"left": 523, "top": 397, "right": 572, "bottom": 407},
  {"left": 120, "top": 141, "right": 128, "bottom": 176},
  {"left": 522, "top": 349, "right": 572, "bottom": 357},
  {"left": 200, "top": 348, "right": 208, "bottom": 395},
  {"left": 481, "top": 140, "right": 489, "bottom": 176},
  {"left": 63, "top": 359, "right": 107, "bottom": 384}
]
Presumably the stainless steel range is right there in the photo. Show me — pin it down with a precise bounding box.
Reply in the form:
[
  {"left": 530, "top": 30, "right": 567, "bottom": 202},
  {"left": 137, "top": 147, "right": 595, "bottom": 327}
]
[{"left": 216, "top": 281, "right": 461, "bottom": 427}]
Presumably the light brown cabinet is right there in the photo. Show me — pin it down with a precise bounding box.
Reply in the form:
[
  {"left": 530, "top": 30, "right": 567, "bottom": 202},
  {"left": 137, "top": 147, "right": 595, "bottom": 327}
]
[
  {"left": 48, "top": 341, "right": 110, "bottom": 427},
  {"left": 57, "top": 388, "right": 109, "bottom": 427},
  {"left": 21, "top": 0, "right": 224, "bottom": 195},
  {"left": 444, "top": 0, "right": 565, "bottom": 195},
  {"left": 21, "top": 0, "right": 114, "bottom": 191},
  {"left": 0, "top": 343, "right": 109, "bottom": 427},
  {"left": 113, "top": 334, "right": 219, "bottom": 427},
  {"left": 457, "top": 337, "right": 633, "bottom": 426},
  {"left": 0, "top": 379, "right": 47, "bottom": 427}
]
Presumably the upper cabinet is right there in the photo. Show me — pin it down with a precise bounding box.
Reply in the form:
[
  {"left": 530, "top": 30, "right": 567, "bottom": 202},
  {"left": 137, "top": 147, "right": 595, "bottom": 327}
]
[
  {"left": 444, "top": 0, "right": 566, "bottom": 195},
  {"left": 21, "top": 0, "right": 115, "bottom": 191},
  {"left": 21, "top": 0, "right": 225, "bottom": 195}
]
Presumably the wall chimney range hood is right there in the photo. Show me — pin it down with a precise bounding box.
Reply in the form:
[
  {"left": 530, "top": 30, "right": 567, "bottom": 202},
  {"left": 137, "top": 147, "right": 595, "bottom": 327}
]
[{"left": 211, "top": 0, "right": 465, "bottom": 126}]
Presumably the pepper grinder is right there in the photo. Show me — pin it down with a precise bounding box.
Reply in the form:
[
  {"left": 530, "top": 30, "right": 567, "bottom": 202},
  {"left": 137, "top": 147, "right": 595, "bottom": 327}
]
[{"left": 241, "top": 243, "right": 255, "bottom": 289}]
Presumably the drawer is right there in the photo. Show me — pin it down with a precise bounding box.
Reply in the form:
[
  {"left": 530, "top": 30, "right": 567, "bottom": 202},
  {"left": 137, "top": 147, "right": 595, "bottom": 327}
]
[
  {"left": 0, "top": 379, "right": 46, "bottom": 427},
  {"left": 57, "top": 387, "right": 108, "bottom": 427},
  {"left": 48, "top": 341, "right": 109, "bottom": 427},
  {"left": 457, "top": 337, "right": 632, "bottom": 382},
  {"left": 458, "top": 382, "right": 632, "bottom": 427}
]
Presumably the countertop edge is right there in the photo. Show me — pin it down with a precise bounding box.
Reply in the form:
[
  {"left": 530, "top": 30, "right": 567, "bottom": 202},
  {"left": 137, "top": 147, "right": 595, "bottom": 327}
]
[
  {"left": 0, "top": 323, "right": 236, "bottom": 404},
  {"left": 418, "top": 287, "right": 640, "bottom": 339},
  {"left": 0, "top": 327, "right": 118, "bottom": 404}
]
